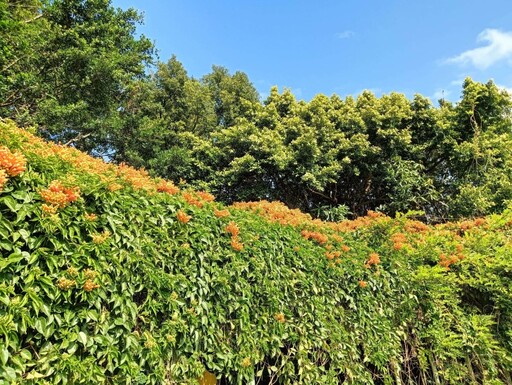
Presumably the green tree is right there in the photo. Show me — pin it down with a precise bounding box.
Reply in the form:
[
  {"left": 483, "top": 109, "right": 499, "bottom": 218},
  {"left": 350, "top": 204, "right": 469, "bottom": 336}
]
[
  {"left": 0, "top": 0, "right": 154, "bottom": 154},
  {"left": 202, "top": 65, "right": 260, "bottom": 127}
]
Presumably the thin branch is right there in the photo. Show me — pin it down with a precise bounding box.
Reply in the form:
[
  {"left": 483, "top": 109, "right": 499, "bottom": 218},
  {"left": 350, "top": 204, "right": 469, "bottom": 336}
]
[
  {"left": 24, "top": 13, "right": 43, "bottom": 23},
  {"left": 64, "top": 132, "right": 92, "bottom": 146},
  {"left": 2, "top": 57, "right": 21, "bottom": 73}
]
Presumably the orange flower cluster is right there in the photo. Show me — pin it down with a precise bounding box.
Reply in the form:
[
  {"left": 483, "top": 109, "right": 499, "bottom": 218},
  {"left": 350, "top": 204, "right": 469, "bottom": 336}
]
[
  {"left": 182, "top": 191, "right": 215, "bottom": 208},
  {"left": 232, "top": 200, "right": 312, "bottom": 226},
  {"left": 231, "top": 238, "right": 244, "bottom": 251},
  {"left": 331, "top": 211, "right": 388, "bottom": 232},
  {"left": 39, "top": 180, "right": 80, "bottom": 210},
  {"left": 391, "top": 232, "right": 407, "bottom": 250},
  {"left": 57, "top": 277, "right": 76, "bottom": 290},
  {"left": 225, "top": 221, "right": 240, "bottom": 237},
  {"left": 0, "top": 146, "right": 26, "bottom": 191},
  {"left": 0, "top": 146, "right": 26, "bottom": 177},
  {"left": 365, "top": 252, "right": 381, "bottom": 268},
  {"left": 196, "top": 191, "right": 215, "bottom": 202},
  {"left": 83, "top": 269, "right": 98, "bottom": 279},
  {"left": 404, "top": 220, "right": 429, "bottom": 233},
  {"left": 177, "top": 210, "right": 191, "bottom": 224},
  {"left": 439, "top": 252, "right": 465, "bottom": 270},
  {"left": 225, "top": 221, "right": 243, "bottom": 251},
  {"left": 91, "top": 230, "right": 111, "bottom": 244},
  {"left": 42, "top": 204, "right": 58, "bottom": 215},
  {"left": 183, "top": 192, "right": 204, "bottom": 208},
  {"left": 83, "top": 279, "right": 100, "bottom": 292},
  {"left": 458, "top": 218, "right": 486, "bottom": 232},
  {"left": 156, "top": 180, "right": 180, "bottom": 195},
  {"left": 274, "top": 312, "right": 286, "bottom": 323},
  {"left": 359, "top": 280, "right": 368, "bottom": 288},
  {"left": 214, "top": 209, "right": 230, "bottom": 218},
  {"left": 117, "top": 163, "right": 153, "bottom": 191},
  {"left": 301, "top": 230, "right": 328, "bottom": 245},
  {"left": 84, "top": 212, "right": 97, "bottom": 221},
  {"left": 331, "top": 234, "right": 344, "bottom": 243},
  {"left": 0, "top": 125, "right": 190, "bottom": 196},
  {"left": 108, "top": 183, "right": 123, "bottom": 192},
  {"left": 325, "top": 250, "right": 341, "bottom": 261}
]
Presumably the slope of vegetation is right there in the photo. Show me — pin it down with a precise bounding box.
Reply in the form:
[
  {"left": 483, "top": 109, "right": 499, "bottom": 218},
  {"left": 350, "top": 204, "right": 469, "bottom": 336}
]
[{"left": 1, "top": 120, "right": 512, "bottom": 384}]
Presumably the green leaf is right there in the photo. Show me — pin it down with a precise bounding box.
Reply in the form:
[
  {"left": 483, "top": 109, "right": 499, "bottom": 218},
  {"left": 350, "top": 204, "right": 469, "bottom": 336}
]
[
  {"left": 0, "top": 348, "right": 9, "bottom": 366},
  {"left": 26, "top": 371, "right": 46, "bottom": 379},
  {"left": 78, "top": 331, "right": 88, "bottom": 346}
]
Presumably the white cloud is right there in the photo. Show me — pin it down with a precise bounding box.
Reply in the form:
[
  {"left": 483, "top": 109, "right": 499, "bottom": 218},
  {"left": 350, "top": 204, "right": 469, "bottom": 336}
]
[
  {"left": 446, "top": 29, "right": 512, "bottom": 69},
  {"left": 450, "top": 78, "right": 466, "bottom": 86},
  {"left": 335, "top": 30, "right": 354, "bottom": 39}
]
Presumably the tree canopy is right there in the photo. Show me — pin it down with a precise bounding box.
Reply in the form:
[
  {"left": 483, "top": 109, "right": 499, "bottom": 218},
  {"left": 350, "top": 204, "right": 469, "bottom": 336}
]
[{"left": 1, "top": 2, "right": 512, "bottom": 221}]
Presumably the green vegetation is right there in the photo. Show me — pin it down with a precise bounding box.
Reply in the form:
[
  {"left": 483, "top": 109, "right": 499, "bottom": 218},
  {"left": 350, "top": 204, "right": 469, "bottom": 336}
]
[
  {"left": 1, "top": 120, "right": 512, "bottom": 384},
  {"left": 2, "top": 2, "right": 512, "bottom": 384},
  {"left": 2, "top": 1, "right": 512, "bottom": 220}
]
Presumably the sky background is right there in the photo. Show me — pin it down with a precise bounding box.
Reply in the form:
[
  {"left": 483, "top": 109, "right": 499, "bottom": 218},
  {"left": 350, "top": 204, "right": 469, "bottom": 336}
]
[{"left": 112, "top": 0, "right": 512, "bottom": 102}]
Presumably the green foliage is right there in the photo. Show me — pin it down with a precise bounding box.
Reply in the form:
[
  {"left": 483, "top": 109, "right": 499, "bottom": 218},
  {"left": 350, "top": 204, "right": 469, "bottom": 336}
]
[
  {"left": 114, "top": 65, "right": 512, "bottom": 221},
  {"left": 0, "top": 121, "right": 511, "bottom": 384},
  {"left": 0, "top": 0, "right": 154, "bottom": 153},
  {"left": 3, "top": 0, "right": 511, "bottom": 220}
]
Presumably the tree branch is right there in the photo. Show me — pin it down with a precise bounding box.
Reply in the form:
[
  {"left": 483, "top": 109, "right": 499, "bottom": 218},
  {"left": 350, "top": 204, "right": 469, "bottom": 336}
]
[
  {"left": 64, "top": 132, "right": 92, "bottom": 146},
  {"left": 24, "top": 13, "right": 43, "bottom": 23}
]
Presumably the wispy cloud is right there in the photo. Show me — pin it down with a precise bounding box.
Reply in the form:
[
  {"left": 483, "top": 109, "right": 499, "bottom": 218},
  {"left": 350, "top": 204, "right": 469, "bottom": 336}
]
[
  {"left": 450, "top": 78, "right": 466, "bottom": 87},
  {"left": 335, "top": 30, "right": 355, "bottom": 39},
  {"left": 445, "top": 29, "right": 512, "bottom": 69}
]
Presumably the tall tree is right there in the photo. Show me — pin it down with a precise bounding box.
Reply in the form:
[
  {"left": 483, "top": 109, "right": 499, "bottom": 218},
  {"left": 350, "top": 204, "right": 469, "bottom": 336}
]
[
  {"left": 0, "top": 0, "right": 154, "bottom": 154},
  {"left": 202, "top": 65, "right": 260, "bottom": 127}
]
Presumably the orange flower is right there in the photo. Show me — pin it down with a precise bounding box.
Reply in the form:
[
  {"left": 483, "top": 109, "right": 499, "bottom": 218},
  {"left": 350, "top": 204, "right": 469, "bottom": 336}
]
[
  {"left": 176, "top": 210, "right": 191, "bottom": 224},
  {"left": 83, "top": 279, "right": 100, "bottom": 292},
  {"left": 214, "top": 209, "right": 230, "bottom": 218},
  {"left": 40, "top": 180, "right": 80, "bottom": 208},
  {"left": 84, "top": 212, "right": 97, "bottom": 221},
  {"left": 326, "top": 251, "right": 341, "bottom": 260},
  {"left": 365, "top": 252, "right": 380, "bottom": 268},
  {"left": 0, "top": 146, "right": 26, "bottom": 177},
  {"left": 183, "top": 192, "right": 203, "bottom": 208},
  {"left": 301, "top": 230, "right": 328, "bottom": 245},
  {"left": 341, "top": 244, "right": 350, "bottom": 252},
  {"left": 332, "top": 234, "right": 344, "bottom": 243},
  {"left": 156, "top": 180, "right": 179, "bottom": 195},
  {"left": 57, "top": 277, "right": 76, "bottom": 290},
  {"left": 439, "top": 253, "right": 460, "bottom": 270},
  {"left": 225, "top": 221, "right": 240, "bottom": 237},
  {"left": 359, "top": 280, "right": 367, "bottom": 288},
  {"left": 42, "top": 204, "right": 58, "bottom": 215},
  {"left": 196, "top": 191, "right": 215, "bottom": 202},
  {"left": 274, "top": 312, "right": 286, "bottom": 323},
  {"left": 108, "top": 183, "right": 123, "bottom": 192},
  {"left": 91, "top": 230, "right": 111, "bottom": 244},
  {"left": 231, "top": 238, "right": 244, "bottom": 251}
]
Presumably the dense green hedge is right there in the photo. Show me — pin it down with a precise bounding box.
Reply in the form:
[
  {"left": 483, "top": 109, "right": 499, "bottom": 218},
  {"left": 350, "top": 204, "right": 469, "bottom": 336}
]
[{"left": 0, "top": 120, "right": 511, "bottom": 384}]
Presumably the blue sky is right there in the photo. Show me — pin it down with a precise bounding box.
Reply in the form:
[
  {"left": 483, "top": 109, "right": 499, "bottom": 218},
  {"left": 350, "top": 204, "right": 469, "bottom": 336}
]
[{"left": 112, "top": 0, "right": 512, "bottom": 102}]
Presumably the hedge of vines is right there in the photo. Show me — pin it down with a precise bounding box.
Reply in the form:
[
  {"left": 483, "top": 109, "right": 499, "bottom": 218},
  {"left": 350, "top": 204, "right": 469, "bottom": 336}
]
[{"left": 0, "top": 119, "right": 511, "bottom": 384}]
